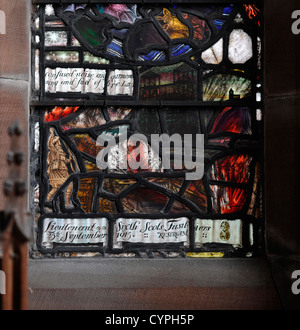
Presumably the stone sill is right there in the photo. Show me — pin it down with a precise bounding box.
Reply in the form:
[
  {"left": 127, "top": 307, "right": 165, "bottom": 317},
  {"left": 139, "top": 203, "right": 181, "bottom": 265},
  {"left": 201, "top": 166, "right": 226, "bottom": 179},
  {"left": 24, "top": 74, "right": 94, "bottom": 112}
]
[{"left": 27, "top": 256, "right": 291, "bottom": 310}]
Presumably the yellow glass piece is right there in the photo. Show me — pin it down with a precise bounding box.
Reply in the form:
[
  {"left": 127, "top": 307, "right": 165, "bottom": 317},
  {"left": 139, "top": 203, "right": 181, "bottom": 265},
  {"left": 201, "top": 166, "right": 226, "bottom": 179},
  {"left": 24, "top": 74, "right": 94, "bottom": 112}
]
[
  {"left": 187, "top": 252, "right": 224, "bottom": 258},
  {"left": 99, "top": 198, "right": 118, "bottom": 214},
  {"left": 157, "top": 8, "right": 189, "bottom": 39},
  {"left": 77, "top": 177, "right": 96, "bottom": 213}
]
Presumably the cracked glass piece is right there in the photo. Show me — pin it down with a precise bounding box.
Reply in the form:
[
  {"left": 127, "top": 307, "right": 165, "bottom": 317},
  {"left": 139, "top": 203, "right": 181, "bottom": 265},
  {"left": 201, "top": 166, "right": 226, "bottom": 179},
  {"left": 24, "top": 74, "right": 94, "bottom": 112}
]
[{"left": 201, "top": 38, "right": 223, "bottom": 64}]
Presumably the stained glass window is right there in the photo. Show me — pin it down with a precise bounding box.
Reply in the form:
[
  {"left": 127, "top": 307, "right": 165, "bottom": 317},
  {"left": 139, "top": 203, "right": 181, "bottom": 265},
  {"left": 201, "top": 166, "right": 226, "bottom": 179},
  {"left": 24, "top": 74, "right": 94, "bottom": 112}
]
[{"left": 31, "top": 2, "right": 263, "bottom": 258}]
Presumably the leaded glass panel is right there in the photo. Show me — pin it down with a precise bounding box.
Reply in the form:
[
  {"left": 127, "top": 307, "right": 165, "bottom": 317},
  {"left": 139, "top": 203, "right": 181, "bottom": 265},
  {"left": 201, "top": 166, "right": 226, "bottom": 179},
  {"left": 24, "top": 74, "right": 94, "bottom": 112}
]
[{"left": 31, "top": 2, "right": 263, "bottom": 258}]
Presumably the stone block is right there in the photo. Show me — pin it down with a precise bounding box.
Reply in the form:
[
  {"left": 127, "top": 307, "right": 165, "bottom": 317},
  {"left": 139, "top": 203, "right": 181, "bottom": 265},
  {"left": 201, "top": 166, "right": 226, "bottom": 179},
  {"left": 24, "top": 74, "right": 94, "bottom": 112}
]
[
  {"left": 264, "top": 95, "right": 300, "bottom": 255},
  {"left": 264, "top": 0, "right": 300, "bottom": 96},
  {"left": 0, "top": 0, "right": 30, "bottom": 81},
  {"left": 0, "top": 78, "right": 28, "bottom": 209}
]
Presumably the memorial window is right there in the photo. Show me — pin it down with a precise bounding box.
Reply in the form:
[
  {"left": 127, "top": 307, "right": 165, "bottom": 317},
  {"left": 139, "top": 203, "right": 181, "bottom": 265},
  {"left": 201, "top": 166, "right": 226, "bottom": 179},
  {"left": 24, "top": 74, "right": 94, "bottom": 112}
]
[{"left": 31, "top": 2, "right": 263, "bottom": 258}]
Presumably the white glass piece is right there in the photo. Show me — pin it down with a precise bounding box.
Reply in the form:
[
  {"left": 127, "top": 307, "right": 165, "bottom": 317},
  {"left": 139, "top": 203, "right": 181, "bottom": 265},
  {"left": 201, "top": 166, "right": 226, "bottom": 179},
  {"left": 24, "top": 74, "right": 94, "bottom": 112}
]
[
  {"left": 35, "top": 17, "right": 40, "bottom": 30},
  {"left": 35, "top": 49, "right": 40, "bottom": 90},
  {"left": 113, "top": 217, "right": 189, "bottom": 248},
  {"left": 201, "top": 38, "right": 223, "bottom": 64},
  {"left": 45, "top": 31, "right": 68, "bottom": 46},
  {"left": 228, "top": 29, "right": 253, "bottom": 64},
  {"left": 45, "top": 4, "right": 55, "bottom": 16},
  {"left": 84, "top": 52, "right": 110, "bottom": 64},
  {"left": 256, "top": 109, "right": 262, "bottom": 121},
  {"left": 194, "top": 219, "right": 242, "bottom": 247},
  {"left": 45, "top": 51, "right": 79, "bottom": 63},
  {"left": 41, "top": 218, "right": 108, "bottom": 249},
  {"left": 44, "top": 67, "right": 106, "bottom": 94},
  {"left": 257, "top": 36, "right": 262, "bottom": 69},
  {"left": 107, "top": 70, "right": 134, "bottom": 95},
  {"left": 234, "top": 13, "right": 244, "bottom": 23},
  {"left": 249, "top": 223, "right": 254, "bottom": 246},
  {"left": 34, "top": 122, "right": 39, "bottom": 152},
  {"left": 256, "top": 92, "right": 261, "bottom": 102}
]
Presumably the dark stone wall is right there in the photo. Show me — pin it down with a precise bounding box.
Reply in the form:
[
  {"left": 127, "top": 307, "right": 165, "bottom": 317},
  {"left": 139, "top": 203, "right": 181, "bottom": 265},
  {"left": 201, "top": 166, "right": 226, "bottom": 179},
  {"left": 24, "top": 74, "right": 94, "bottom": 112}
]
[{"left": 264, "top": 0, "right": 300, "bottom": 256}]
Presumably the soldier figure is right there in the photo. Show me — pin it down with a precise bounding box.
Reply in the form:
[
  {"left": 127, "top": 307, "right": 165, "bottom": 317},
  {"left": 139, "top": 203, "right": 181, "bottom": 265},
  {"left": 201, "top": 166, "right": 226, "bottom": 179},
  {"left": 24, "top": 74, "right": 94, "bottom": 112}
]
[{"left": 47, "top": 128, "right": 76, "bottom": 206}]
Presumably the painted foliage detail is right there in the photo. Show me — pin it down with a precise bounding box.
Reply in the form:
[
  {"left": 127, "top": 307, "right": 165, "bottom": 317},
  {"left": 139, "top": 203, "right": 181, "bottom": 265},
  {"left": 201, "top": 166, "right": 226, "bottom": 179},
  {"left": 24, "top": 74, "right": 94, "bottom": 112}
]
[{"left": 32, "top": 3, "right": 263, "bottom": 257}]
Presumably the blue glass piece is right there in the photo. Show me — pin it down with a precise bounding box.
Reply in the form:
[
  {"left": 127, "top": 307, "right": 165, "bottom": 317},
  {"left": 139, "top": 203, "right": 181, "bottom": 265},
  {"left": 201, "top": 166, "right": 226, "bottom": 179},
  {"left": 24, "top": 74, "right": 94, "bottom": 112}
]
[
  {"left": 140, "top": 50, "right": 165, "bottom": 62},
  {"left": 106, "top": 39, "right": 124, "bottom": 58},
  {"left": 96, "top": 4, "right": 105, "bottom": 14},
  {"left": 111, "top": 28, "right": 129, "bottom": 40},
  {"left": 223, "top": 5, "right": 234, "bottom": 16},
  {"left": 213, "top": 19, "right": 226, "bottom": 31},
  {"left": 171, "top": 44, "right": 192, "bottom": 57}
]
